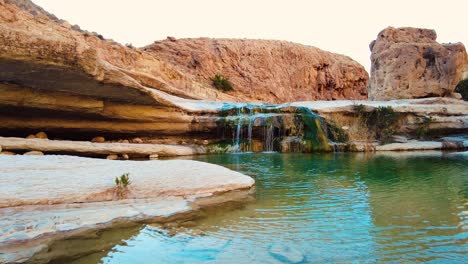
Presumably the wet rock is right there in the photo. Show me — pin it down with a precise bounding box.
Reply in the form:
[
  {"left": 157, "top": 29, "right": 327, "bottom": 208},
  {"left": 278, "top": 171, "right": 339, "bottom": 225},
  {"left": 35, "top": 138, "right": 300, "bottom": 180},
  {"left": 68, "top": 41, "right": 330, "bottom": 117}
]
[
  {"left": 106, "top": 154, "right": 118, "bottom": 160},
  {"left": 121, "top": 153, "right": 129, "bottom": 160},
  {"left": 269, "top": 244, "right": 305, "bottom": 264},
  {"left": 149, "top": 154, "right": 159, "bottom": 160},
  {"left": 35, "top": 132, "right": 47, "bottom": 139},
  {"left": 91, "top": 136, "right": 106, "bottom": 143}
]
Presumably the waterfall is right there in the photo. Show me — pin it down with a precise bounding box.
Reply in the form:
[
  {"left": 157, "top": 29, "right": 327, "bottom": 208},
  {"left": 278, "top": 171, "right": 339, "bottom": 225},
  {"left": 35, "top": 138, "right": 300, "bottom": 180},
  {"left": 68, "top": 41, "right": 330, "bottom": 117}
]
[{"left": 218, "top": 103, "right": 343, "bottom": 153}]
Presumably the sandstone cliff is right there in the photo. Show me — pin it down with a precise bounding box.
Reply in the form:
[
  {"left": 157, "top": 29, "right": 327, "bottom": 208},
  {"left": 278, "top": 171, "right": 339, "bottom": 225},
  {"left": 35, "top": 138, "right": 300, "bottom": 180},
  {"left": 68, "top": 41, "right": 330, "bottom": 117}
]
[
  {"left": 144, "top": 38, "right": 368, "bottom": 103},
  {"left": 368, "top": 27, "right": 467, "bottom": 100},
  {"left": 0, "top": 0, "right": 369, "bottom": 140}
]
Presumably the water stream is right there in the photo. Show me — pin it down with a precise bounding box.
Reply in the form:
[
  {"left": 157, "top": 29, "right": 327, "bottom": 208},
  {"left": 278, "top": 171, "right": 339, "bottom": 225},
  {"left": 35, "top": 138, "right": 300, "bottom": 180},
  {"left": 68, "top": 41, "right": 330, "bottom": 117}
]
[{"left": 217, "top": 104, "right": 341, "bottom": 153}]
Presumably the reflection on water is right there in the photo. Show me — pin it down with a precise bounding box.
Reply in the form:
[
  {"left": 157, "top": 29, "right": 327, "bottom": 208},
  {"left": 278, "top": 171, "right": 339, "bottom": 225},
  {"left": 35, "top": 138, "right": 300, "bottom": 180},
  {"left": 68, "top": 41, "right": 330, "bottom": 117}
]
[{"left": 61, "top": 153, "right": 468, "bottom": 263}]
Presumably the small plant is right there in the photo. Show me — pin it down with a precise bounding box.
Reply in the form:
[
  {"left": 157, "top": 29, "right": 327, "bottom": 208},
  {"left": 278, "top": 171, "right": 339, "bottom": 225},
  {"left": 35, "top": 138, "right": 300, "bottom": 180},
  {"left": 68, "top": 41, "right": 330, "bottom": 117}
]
[
  {"left": 115, "top": 173, "right": 131, "bottom": 199},
  {"left": 353, "top": 104, "right": 400, "bottom": 144},
  {"left": 455, "top": 78, "right": 468, "bottom": 101},
  {"left": 211, "top": 73, "right": 233, "bottom": 91},
  {"left": 416, "top": 116, "right": 433, "bottom": 139}
]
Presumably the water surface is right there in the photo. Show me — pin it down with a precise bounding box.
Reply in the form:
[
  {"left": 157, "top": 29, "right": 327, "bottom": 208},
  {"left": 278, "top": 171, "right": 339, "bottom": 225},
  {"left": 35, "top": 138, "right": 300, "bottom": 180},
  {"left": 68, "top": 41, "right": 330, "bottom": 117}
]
[{"left": 54, "top": 152, "right": 468, "bottom": 263}]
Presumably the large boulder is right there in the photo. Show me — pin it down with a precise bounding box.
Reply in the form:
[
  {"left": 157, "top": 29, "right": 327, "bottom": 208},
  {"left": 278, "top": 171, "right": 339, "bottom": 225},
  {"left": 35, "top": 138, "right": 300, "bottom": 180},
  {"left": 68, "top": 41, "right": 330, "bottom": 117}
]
[
  {"left": 144, "top": 38, "right": 368, "bottom": 103},
  {"left": 368, "top": 27, "right": 467, "bottom": 100}
]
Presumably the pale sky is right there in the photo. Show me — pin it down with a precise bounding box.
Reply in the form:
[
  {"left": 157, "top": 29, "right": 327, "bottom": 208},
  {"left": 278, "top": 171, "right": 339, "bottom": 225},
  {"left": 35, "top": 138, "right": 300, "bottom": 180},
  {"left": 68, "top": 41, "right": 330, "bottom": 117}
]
[{"left": 33, "top": 0, "right": 467, "bottom": 72}]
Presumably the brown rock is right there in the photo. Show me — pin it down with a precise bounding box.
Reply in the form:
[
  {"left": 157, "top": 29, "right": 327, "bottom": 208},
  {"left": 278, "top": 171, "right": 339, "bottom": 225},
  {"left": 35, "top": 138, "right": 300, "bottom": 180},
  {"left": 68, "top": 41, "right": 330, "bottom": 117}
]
[
  {"left": 149, "top": 154, "right": 159, "bottom": 160},
  {"left": 35, "top": 131, "right": 48, "bottom": 139},
  {"left": 166, "top": 36, "right": 176, "bottom": 42},
  {"left": 26, "top": 134, "right": 36, "bottom": 139},
  {"left": 121, "top": 153, "right": 129, "bottom": 160},
  {"left": 0, "top": 151, "right": 15, "bottom": 155},
  {"left": 145, "top": 38, "right": 368, "bottom": 103},
  {"left": 91, "top": 136, "right": 106, "bottom": 143},
  {"left": 24, "top": 150, "right": 44, "bottom": 155},
  {"left": 369, "top": 27, "right": 467, "bottom": 100},
  {"left": 132, "top": 138, "right": 143, "bottom": 144},
  {"left": 106, "top": 154, "right": 118, "bottom": 160}
]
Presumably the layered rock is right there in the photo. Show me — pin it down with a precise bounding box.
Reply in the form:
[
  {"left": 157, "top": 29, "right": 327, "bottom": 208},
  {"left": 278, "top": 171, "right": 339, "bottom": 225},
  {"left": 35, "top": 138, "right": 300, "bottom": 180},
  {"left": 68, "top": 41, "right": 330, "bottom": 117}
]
[
  {"left": 0, "top": 155, "right": 255, "bottom": 263},
  {"left": 368, "top": 27, "right": 467, "bottom": 100},
  {"left": 144, "top": 38, "right": 368, "bottom": 103},
  {"left": 0, "top": 0, "right": 369, "bottom": 142}
]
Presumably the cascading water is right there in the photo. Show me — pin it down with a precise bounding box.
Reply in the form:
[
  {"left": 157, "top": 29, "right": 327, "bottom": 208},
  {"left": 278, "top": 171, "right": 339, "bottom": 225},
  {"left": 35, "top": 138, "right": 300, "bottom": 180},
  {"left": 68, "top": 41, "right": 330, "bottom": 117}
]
[{"left": 216, "top": 103, "right": 347, "bottom": 153}]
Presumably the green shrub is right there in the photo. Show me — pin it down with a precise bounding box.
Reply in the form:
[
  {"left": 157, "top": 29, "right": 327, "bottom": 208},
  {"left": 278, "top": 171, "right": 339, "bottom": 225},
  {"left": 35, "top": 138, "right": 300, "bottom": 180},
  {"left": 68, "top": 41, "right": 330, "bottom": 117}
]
[
  {"left": 115, "top": 173, "right": 131, "bottom": 199},
  {"left": 353, "top": 105, "right": 400, "bottom": 144},
  {"left": 416, "top": 116, "right": 433, "bottom": 139},
  {"left": 455, "top": 78, "right": 468, "bottom": 101},
  {"left": 211, "top": 73, "right": 233, "bottom": 91}
]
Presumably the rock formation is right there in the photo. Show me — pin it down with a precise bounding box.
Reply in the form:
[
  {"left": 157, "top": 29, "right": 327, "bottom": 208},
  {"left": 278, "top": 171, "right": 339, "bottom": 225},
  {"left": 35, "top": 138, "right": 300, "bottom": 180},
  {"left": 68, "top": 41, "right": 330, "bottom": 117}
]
[
  {"left": 0, "top": 0, "right": 368, "bottom": 143},
  {"left": 0, "top": 155, "right": 255, "bottom": 263},
  {"left": 144, "top": 38, "right": 368, "bottom": 103},
  {"left": 368, "top": 27, "right": 467, "bottom": 100}
]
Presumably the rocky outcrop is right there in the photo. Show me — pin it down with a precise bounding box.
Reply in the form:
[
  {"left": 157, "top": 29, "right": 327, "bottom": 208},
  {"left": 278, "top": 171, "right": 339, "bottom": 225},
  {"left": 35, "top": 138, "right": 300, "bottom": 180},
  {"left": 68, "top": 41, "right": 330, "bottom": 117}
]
[
  {"left": 144, "top": 38, "right": 368, "bottom": 103},
  {"left": 0, "top": 0, "right": 368, "bottom": 142},
  {"left": 0, "top": 155, "right": 255, "bottom": 263},
  {"left": 291, "top": 97, "right": 468, "bottom": 147},
  {"left": 0, "top": 137, "right": 205, "bottom": 157},
  {"left": 368, "top": 27, "right": 467, "bottom": 100}
]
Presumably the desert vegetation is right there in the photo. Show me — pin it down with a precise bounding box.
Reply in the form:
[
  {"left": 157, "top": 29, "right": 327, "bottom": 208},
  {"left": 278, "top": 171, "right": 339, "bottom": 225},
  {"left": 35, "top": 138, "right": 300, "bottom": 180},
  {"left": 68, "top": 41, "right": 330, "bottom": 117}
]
[
  {"left": 455, "top": 78, "right": 468, "bottom": 101},
  {"left": 211, "top": 74, "right": 233, "bottom": 91},
  {"left": 115, "top": 173, "right": 131, "bottom": 199}
]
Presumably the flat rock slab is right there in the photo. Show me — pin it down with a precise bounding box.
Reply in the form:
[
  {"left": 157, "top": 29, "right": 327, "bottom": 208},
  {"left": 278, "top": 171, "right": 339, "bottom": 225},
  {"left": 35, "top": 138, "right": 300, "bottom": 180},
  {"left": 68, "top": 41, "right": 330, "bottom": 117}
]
[
  {"left": 0, "top": 155, "right": 254, "bottom": 208},
  {"left": 0, "top": 155, "right": 255, "bottom": 263},
  {"left": 0, "top": 137, "right": 205, "bottom": 156}
]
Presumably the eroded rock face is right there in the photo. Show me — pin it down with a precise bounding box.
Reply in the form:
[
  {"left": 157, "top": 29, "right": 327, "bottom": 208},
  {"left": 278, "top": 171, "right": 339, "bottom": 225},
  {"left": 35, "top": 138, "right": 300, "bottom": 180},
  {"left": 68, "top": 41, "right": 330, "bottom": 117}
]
[
  {"left": 145, "top": 38, "right": 368, "bottom": 103},
  {"left": 0, "top": 0, "right": 368, "bottom": 141},
  {"left": 368, "top": 27, "right": 467, "bottom": 100}
]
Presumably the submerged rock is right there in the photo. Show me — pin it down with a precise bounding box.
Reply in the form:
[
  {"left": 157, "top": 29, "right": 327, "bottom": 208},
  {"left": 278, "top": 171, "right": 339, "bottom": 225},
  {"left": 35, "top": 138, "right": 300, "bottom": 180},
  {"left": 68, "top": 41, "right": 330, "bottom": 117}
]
[
  {"left": 369, "top": 27, "right": 467, "bottom": 100},
  {"left": 269, "top": 243, "right": 305, "bottom": 263}
]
